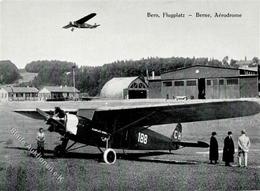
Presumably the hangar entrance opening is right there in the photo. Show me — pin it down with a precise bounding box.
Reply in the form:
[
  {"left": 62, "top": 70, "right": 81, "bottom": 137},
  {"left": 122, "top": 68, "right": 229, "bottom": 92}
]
[
  {"left": 198, "top": 78, "right": 206, "bottom": 99},
  {"left": 128, "top": 90, "right": 147, "bottom": 99}
]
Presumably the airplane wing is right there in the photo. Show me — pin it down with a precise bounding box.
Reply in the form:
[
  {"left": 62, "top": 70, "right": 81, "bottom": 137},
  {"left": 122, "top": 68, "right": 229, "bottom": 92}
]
[
  {"left": 15, "top": 108, "right": 78, "bottom": 120},
  {"left": 75, "top": 13, "right": 96, "bottom": 24},
  {"left": 77, "top": 100, "right": 260, "bottom": 134},
  {"left": 14, "top": 100, "right": 260, "bottom": 134},
  {"left": 63, "top": 23, "right": 73, "bottom": 29}
]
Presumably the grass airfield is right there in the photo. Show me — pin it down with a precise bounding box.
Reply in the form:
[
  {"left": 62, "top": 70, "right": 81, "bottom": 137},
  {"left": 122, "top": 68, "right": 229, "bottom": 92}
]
[{"left": 0, "top": 99, "right": 259, "bottom": 190}]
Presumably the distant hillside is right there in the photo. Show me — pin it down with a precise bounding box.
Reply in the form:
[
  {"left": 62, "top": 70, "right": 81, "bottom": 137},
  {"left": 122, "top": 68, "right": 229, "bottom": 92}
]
[
  {"left": 0, "top": 60, "right": 21, "bottom": 85},
  {"left": 18, "top": 71, "right": 38, "bottom": 84}
]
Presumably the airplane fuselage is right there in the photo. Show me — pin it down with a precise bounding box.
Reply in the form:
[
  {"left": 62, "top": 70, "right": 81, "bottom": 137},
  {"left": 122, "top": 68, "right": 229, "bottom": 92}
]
[
  {"left": 50, "top": 114, "right": 180, "bottom": 151},
  {"left": 70, "top": 21, "right": 100, "bottom": 29},
  {"left": 71, "top": 125, "right": 180, "bottom": 151}
]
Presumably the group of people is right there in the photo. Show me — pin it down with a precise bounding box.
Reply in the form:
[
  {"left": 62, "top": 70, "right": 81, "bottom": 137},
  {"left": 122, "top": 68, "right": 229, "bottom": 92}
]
[{"left": 209, "top": 130, "right": 251, "bottom": 167}]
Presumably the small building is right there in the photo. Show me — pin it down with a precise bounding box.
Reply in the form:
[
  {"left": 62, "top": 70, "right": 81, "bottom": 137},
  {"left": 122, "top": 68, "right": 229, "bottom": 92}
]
[
  {"left": 149, "top": 65, "right": 258, "bottom": 99},
  {"left": 0, "top": 86, "right": 39, "bottom": 101},
  {"left": 100, "top": 77, "right": 148, "bottom": 99},
  {"left": 38, "top": 86, "right": 80, "bottom": 101}
]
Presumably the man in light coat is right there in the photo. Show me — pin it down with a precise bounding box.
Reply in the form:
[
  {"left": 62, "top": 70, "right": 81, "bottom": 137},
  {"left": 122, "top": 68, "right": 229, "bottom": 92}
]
[{"left": 238, "top": 130, "right": 251, "bottom": 167}]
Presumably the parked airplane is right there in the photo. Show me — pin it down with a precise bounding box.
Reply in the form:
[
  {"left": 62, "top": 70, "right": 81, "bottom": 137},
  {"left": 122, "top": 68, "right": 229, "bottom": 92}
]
[
  {"left": 63, "top": 13, "right": 100, "bottom": 31},
  {"left": 15, "top": 99, "right": 260, "bottom": 164}
]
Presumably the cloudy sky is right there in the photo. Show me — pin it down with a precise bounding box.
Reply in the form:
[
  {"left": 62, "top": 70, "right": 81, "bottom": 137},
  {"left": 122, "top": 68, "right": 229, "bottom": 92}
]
[{"left": 0, "top": 0, "right": 259, "bottom": 68}]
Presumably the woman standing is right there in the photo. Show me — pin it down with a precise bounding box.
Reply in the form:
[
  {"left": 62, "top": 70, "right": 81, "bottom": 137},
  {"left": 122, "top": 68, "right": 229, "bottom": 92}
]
[{"left": 209, "top": 132, "right": 219, "bottom": 164}]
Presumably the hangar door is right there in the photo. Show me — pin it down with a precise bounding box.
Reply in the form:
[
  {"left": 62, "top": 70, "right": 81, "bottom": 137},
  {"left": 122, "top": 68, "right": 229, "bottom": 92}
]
[{"left": 128, "top": 79, "right": 148, "bottom": 99}]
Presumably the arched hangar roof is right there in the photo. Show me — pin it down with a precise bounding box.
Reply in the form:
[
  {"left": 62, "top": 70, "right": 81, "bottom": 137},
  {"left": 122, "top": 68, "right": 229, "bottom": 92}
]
[{"left": 100, "top": 76, "right": 147, "bottom": 99}]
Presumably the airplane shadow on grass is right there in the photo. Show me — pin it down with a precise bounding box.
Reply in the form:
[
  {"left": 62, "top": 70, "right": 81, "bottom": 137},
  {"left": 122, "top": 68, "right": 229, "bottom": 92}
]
[{"left": 5, "top": 146, "right": 197, "bottom": 165}]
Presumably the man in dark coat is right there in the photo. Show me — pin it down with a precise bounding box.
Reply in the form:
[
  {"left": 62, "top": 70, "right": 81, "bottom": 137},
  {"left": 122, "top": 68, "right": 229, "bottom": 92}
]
[
  {"left": 222, "top": 131, "right": 235, "bottom": 166},
  {"left": 209, "top": 132, "right": 219, "bottom": 164}
]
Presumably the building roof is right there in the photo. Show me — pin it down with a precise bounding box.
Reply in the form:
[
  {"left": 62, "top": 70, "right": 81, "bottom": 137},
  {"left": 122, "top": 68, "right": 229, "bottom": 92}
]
[
  {"left": 162, "top": 64, "right": 239, "bottom": 74},
  {"left": 236, "top": 60, "right": 253, "bottom": 66},
  {"left": 239, "top": 66, "right": 258, "bottom": 72},
  {"left": 147, "top": 76, "right": 162, "bottom": 81},
  {"left": 100, "top": 77, "right": 139, "bottom": 98},
  {"left": 41, "top": 86, "right": 79, "bottom": 93},
  {"left": 2, "top": 86, "right": 39, "bottom": 93}
]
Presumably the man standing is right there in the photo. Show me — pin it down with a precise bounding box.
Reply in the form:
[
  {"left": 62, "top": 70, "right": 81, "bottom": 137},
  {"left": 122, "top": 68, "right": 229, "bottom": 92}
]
[
  {"left": 238, "top": 130, "right": 251, "bottom": 167},
  {"left": 209, "top": 132, "right": 219, "bottom": 164},
  {"left": 36, "top": 127, "right": 45, "bottom": 156},
  {"left": 222, "top": 131, "right": 235, "bottom": 166}
]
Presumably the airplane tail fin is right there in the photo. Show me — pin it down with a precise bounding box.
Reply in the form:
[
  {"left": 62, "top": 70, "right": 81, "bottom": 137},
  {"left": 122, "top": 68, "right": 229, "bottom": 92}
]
[
  {"left": 170, "top": 123, "right": 209, "bottom": 148},
  {"left": 171, "top": 123, "right": 182, "bottom": 142}
]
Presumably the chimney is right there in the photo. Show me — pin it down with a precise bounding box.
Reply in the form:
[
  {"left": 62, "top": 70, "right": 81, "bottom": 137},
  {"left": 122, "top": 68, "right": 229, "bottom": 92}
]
[{"left": 146, "top": 68, "right": 149, "bottom": 79}]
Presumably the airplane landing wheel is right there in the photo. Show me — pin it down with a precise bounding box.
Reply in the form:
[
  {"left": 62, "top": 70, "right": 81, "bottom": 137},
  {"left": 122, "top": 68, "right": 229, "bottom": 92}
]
[
  {"left": 103, "top": 148, "right": 116, "bottom": 164},
  {"left": 54, "top": 145, "right": 65, "bottom": 157}
]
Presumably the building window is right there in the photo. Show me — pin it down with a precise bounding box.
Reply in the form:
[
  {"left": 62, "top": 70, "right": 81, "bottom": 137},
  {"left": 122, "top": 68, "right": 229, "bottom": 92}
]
[
  {"left": 186, "top": 80, "right": 197, "bottom": 86},
  {"left": 213, "top": 79, "right": 218, "bottom": 86},
  {"left": 130, "top": 82, "right": 147, "bottom": 89},
  {"left": 219, "top": 79, "right": 224, "bottom": 85},
  {"left": 207, "top": 80, "right": 211, "bottom": 86},
  {"left": 16, "top": 93, "right": 23, "bottom": 97},
  {"left": 174, "top": 81, "right": 184, "bottom": 86},
  {"left": 130, "top": 83, "right": 138, "bottom": 88},
  {"left": 227, "top": 78, "right": 238, "bottom": 85},
  {"left": 139, "top": 83, "right": 146, "bottom": 88},
  {"left": 163, "top": 81, "right": 172, "bottom": 87}
]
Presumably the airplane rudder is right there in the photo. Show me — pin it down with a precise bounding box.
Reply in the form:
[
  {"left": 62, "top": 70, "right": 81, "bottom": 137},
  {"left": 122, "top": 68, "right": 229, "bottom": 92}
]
[{"left": 171, "top": 123, "right": 182, "bottom": 141}]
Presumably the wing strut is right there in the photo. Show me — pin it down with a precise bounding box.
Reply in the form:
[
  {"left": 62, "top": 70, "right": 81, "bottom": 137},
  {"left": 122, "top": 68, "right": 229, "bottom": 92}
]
[{"left": 110, "top": 111, "right": 157, "bottom": 136}]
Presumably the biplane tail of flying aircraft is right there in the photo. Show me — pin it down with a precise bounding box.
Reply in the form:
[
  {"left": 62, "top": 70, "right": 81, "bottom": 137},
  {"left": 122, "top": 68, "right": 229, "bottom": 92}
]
[
  {"left": 15, "top": 99, "right": 260, "bottom": 164},
  {"left": 63, "top": 13, "right": 100, "bottom": 31}
]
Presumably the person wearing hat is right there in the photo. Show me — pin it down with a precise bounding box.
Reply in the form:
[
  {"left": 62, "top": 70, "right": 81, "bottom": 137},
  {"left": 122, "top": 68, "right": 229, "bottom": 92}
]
[
  {"left": 222, "top": 131, "right": 235, "bottom": 166},
  {"left": 36, "top": 127, "right": 45, "bottom": 156},
  {"left": 238, "top": 130, "right": 251, "bottom": 167},
  {"left": 209, "top": 132, "right": 219, "bottom": 164}
]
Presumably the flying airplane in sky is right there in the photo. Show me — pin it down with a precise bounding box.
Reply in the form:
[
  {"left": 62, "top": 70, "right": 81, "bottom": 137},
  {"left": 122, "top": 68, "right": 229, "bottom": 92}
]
[
  {"left": 63, "top": 13, "right": 100, "bottom": 31},
  {"left": 15, "top": 99, "right": 260, "bottom": 164}
]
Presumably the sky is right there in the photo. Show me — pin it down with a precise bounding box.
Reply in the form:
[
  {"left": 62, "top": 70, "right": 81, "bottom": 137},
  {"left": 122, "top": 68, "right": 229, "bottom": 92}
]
[{"left": 0, "top": 0, "right": 260, "bottom": 68}]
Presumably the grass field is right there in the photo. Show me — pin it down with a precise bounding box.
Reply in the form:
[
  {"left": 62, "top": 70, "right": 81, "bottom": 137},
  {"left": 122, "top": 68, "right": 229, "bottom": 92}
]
[{"left": 0, "top": 100, "right": 259, "bottom": 190}]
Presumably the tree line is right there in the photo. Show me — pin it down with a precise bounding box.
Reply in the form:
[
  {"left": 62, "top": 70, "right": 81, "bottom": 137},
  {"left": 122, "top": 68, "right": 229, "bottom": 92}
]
[
  {"left": 0, "top": 60, "right": 21, "bottom": 85},
  {"left": 25, "top": 57, "right": 226, "bottom": 96}
]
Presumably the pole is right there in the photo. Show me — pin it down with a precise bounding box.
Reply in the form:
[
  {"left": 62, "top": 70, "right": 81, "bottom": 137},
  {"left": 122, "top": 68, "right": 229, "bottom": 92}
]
[{"left": 72, "top": 65, "right": 76, "bottom": 100}]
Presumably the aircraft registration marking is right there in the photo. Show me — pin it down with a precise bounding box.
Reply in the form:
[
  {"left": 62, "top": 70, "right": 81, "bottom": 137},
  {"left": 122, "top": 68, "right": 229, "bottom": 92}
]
[{"left": 138, "top": 132, "right": 148, "bottom": 144}]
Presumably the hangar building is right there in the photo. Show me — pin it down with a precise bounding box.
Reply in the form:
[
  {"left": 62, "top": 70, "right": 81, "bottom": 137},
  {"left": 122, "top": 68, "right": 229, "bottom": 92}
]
[
  {"left": 149, "top": 65, "right": 258, "bottom": 99},
  {"left": 100, "top": 77, "right": 148, "bottom": 99}
]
